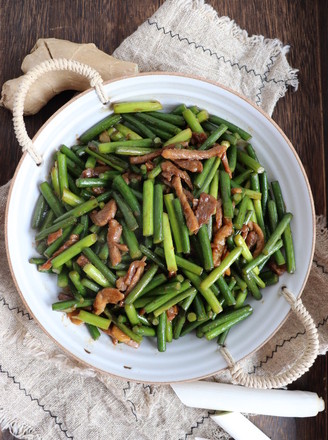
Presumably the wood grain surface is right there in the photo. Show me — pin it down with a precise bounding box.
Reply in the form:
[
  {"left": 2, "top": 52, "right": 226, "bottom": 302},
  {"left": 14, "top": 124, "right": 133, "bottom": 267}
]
[{"left": 0, "top": 1, "right": 327, "bottom": 439}]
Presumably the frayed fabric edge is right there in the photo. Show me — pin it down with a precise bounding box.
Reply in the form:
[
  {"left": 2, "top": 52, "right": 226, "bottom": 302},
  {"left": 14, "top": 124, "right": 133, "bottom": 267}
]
[
  {"left": 0, "top": 410, "right": 40, "bottom": 440},
  {"left": 315, "top": 215, "right": 328, "bottom": 264},
  {"left": 22, "top": 331, "right": 97, "bottom": 378},
  {"left": 0, "top": 324, "right": 29, "bottom": 349},
  {"left": 272, "top": 66, "right": 299, "bottom": 102},
  {"left": 316, "top": 215, "right": 328, "bottom": 236}
]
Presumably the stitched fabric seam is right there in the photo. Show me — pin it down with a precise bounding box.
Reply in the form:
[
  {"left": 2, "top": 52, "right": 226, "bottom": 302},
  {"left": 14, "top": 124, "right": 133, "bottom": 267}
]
[
  {"left": 255, "top": 54, "right": 278, "bottom": 105},
  {"left": 127, "top": 399, "right": 138, "bottom": 421},
  {"left": 147, "top": 19, "right": 291, "bottom": 89},
  {"left": 182, "top": 410, "right": 215, "bottom": 440},
  {"left": 251, "top": 314, "right": 328, "bottom": 373},
  {"left": 122, "top": 381, "right": 139, "bottom": 421},
  {"left": 249, "top": 258, "right": 328, "bottom": 372},
  {"left": 142, "top": 384, "right": 153, "bottom": 394},
  {"left": 0, "top": 364, "right": 73, "bottom": 439},
  {"left": 0, "top": 296, "right": 33, "bottom": 320},
  {"left": 251, "top": 257, "right": 328, "bottom": 370},
  {"left": 313, "top": 259, "right": 328, "bottom": 274},
  {"left": 123, "top": 381, "right": 131, "bottom": 397}
]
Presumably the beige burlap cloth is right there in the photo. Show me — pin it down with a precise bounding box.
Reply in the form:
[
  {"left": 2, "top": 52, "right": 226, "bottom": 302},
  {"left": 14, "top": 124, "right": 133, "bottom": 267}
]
[{"left": 1, "top": 1, "right": 327, "bottom": 439}]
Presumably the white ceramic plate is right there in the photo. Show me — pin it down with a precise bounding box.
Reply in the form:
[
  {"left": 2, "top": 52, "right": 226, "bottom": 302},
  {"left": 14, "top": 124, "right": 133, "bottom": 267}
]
[{"left": 6, "top": 73, "right": 315, "bottom": 383}]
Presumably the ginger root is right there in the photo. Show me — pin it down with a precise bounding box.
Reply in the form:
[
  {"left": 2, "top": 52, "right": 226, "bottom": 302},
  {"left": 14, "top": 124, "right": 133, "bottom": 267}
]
[{"left": 0, "top": 38, "right": 138, "bottom": 115}]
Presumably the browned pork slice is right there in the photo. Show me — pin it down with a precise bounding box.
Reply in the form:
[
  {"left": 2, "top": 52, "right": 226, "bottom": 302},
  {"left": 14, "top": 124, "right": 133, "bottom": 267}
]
[
  {"left": 107, "top": 219, "right": 128, "bottom": 267},
  {"left": 116, "top": 257, "right": 147, "bottom": 294},
  {"left": 172, "top": 176, "right": 199, "bottom": 234},
  {"left": 173, "top": 159, "right": 203, "bottom": 173},
  {"left": 93, "top": 288, "right": 125, "bottom": 315},
  {"left": 161, "top": 161, "right": 193, "bottom": 190},
  {"left": 194, "top": 193, "right": 217, "bottom": 227},
  {"left": 90, "top": 199, "right": 117, "bottom": 227},
  {"left": 162, "top": 143, "right": 227, "bottom": 160}
]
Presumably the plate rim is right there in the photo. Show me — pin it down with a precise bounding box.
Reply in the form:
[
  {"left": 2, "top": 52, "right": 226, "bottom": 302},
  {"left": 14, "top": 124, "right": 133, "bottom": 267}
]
[{"left": 5, "top": 71, "right": 316, "bottom": 383}]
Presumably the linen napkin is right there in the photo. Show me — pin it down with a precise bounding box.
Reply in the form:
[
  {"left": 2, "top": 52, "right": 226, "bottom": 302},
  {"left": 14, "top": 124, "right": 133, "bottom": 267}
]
[{"left": 1, "top": 1, "right": 327, "bottom": 439}]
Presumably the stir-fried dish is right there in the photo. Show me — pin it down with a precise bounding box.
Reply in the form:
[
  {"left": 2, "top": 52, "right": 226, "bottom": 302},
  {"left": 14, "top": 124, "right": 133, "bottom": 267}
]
[{"left": 30, "top": 101, "right": 295, "bottom": 352}]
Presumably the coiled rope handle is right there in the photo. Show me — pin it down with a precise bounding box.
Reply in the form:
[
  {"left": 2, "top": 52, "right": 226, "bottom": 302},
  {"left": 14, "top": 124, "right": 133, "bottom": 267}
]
[
  {"left": 220, "top": 287, "right": 319, "bottom": 389},
  {"left": 12, "top": 58, "right": 109, "bottom": 165}
]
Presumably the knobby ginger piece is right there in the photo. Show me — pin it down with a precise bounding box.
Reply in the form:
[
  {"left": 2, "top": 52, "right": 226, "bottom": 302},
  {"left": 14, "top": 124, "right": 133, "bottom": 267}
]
[{"left": 0, "top": 38, "right": 138, "bottom": 115}]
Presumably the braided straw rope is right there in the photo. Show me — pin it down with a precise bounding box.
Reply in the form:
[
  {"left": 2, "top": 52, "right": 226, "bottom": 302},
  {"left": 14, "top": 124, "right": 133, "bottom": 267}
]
[
  {"left": 12, "top": 58, "right": 109, "bottom": 165},
  {"left": 220, "top": 287, "right": 319, "bottom": 389}
]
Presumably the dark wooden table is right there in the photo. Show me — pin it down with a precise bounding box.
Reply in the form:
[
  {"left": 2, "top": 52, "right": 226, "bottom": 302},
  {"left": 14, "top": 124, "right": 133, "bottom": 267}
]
[{"left": 0, "top": 1, "right": 327, "bottom": 439}]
